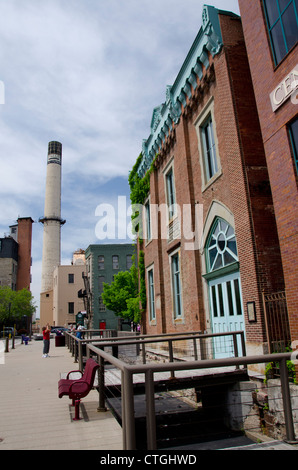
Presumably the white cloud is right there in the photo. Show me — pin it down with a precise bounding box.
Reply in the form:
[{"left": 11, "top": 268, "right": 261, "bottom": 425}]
[{"left": 0, "top": 0, "right": 240, "bottom": 315}]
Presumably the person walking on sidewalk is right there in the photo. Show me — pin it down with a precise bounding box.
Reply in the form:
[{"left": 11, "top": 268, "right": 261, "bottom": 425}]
[{"left": 42, "top": 323, "right": 50, "bottom": 358}]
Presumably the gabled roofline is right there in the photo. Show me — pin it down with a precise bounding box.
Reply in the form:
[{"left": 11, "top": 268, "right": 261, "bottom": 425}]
[{"left": 137, "top": 5, "right": 238, "bottom": 178}]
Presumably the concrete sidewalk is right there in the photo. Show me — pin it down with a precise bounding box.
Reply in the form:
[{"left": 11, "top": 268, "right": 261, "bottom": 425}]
[{"left": 0, "top": 337, "right": 122, "bottom": 450}]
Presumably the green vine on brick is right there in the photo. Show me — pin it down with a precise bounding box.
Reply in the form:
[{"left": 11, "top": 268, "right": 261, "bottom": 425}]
[
  {"left": 128, "top": 153, "right": 158, "bottom": 206},
  {"left": 127, "top": 153, "right": 158, "bottom": 320}
]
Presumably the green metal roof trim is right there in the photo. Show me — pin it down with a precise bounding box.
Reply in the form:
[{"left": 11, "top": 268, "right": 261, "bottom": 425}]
[{"left": 137, "top": 5, "right": 238, "bottom": 178}]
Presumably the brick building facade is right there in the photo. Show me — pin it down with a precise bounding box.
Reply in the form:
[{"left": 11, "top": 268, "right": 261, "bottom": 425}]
[
  {"left": 0, "top": 217, "right": 33, "bottom": 291},
  {"left": 238, "top": 0, "right": 298, "bottom": 346},
  {"left": 131, "top": 5, "right": 285, "bottom": 360}
]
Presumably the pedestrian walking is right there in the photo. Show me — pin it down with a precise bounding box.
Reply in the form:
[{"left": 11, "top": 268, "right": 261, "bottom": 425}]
[{"left": 42, "top": 323, "right": 50, "bottom": 357}]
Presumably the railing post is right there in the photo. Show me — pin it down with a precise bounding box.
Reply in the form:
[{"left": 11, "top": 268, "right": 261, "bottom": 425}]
[
  {"left": 74, "top": 338, "right": 78, "bottom": 363},
  {"left": 200, "top": 336, "right": 206, "bottom": 360},
  {"left": 122, "top": 368, "right": 136, "bottom": 450},
  {"left": 279, "top": 358, "right": 297, "bottom": 443},
  {"left": 78, "top": 340, "right": 83, "bottom": 370},
  {"left": 142, "top": 341, "right": 146, "bottom": 364},
  {"left": 169, "top": 340, "right": 175, "bottom": 378},
  {"left": 193, "top": 337, "right": 198, "bottom": 360},
  {"left": 97, "top": 355, "right": 106, "bottom": 412},
  {"left": 240, "top": 331, "right": 247, "bottom": 358},
  {"left": 145, "top": 369, "right": 157, "bottom": 450},
  {"left": 233, "top": 333, "right": 239, "bottom": 369},
  {"left": 71, "top": 335, "right": 75, "bottom": 357}
]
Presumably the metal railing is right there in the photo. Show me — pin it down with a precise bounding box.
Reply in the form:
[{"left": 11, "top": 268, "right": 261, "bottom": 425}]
[
  {"left": 65, "top": 329, "right": 246, "bottom": 373},
  {"left": 64, "top": 330, "right": 297, "bottom": 450},
  {"left": 87, "top": 344, "right": 297, "bottom": 450}
]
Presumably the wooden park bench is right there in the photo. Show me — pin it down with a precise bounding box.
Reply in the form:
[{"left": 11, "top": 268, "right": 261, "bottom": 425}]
[{"left": 58, "top": 358, "right": 99, "bottom": 420}]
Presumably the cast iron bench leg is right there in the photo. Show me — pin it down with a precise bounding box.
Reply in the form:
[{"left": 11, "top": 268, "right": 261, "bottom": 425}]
[{"left": 73, "top": 399, "right": 81, "bottom": 421}]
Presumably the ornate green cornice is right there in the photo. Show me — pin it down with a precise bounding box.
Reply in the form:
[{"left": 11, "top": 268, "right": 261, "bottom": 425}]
[{"left": 137, "top": 5, "right": 226, "bottom": 178}]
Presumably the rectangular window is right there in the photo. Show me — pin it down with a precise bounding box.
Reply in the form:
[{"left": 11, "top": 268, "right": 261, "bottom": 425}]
[
  {"left": 112, "top": 255, "right": 119, "bottom": 269},
  {"left": 126, "top": 255, "right": 133, "bottom": 269},
  {"left": 68, "top": 273, "right": 74, "bottom": 283},
  {"left": 166, "top": 167, "right": 176, "bottom": 219},
  {"left": 171, "top": 252, "right": 183, "bottom": 319},
  {"left": 98, "top": 255, "right": 104, "bottom": 270},
  {"left": 99, "top": 296, "right": 106, "bottom": 312},
  {"left": 263, "top": 0, "right": 298, "bottom": 65},
  {"left": 201, "top": 115, "right": 218, "bottom": 181},
  {"left": 148, "top": 268, "right": 156, "bottom": 322},
  {"left": 145, "top": 200, "right": 152, "bottom": 241},
  {"left": 289, "top": 117, "right": 298, "bottom": 175},
  {"left": 68, "top": 302, "right": 74, "bottom": 314},
  {"left": 98, "top": 276, "right": 105, "bottom": 293}
]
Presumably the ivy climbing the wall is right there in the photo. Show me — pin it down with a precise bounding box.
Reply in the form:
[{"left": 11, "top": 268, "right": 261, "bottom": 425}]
[
  {"left": 128, "top": 152, "right": 157, "bottom": 205},
  {"left": 127, "top": 153, "right": 158, "bottom": 318}
]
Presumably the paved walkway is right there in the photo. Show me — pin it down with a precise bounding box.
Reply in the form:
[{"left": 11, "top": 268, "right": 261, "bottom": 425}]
[{"left": 0, "top": 337, "right": 122, "bottom": 450}]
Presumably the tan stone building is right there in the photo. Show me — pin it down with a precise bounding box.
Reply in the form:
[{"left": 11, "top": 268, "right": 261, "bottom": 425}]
[{"left": 40, "top": 250, "right": 86, "bottom": 328}]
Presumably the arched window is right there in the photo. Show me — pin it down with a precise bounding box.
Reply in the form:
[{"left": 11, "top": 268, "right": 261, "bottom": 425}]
[{"left": 206, "top": 218, "right": 238, "bottom": 273}]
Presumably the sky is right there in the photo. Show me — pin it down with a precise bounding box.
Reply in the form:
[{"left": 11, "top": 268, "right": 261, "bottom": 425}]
[{"left": 0, "top": 0, "right": 240, "bottom": 317}]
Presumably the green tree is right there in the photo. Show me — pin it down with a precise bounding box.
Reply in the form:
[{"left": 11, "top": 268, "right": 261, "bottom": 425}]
[
  {"left": 12, "top": 289, "right": 36, "bottom": 319},
  {"left": 0, "top": 286, "right": 36, "bottom": 324},
  {"left": 102, "top": 264, "right": 142, "bottom": 324},
  {"left": 0, "top": 286, "right": 14, "bottom": 323}
]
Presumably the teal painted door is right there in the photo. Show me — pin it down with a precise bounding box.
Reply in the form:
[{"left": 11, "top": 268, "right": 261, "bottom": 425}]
[{"left": 209, "top": 272, "right": 245, "bottom": 358}]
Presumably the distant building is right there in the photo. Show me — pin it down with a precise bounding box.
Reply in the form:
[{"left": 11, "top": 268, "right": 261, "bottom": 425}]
[
  {"left": 0, "top": 217, "right": 33, "bottom": 291},
  {"left": 0, "top": 237, "right": 18, "bottom": 290},
  {"left": 53, "top": 267, "right": 86, "bottom": 328},
  {"left": 41, "top": 250, "right": 86, "bottom": 328},
  {"left": 238, "top": 0, "right": 298, "bottom": 348},
  {"left": 85, "top": 244, "right": 134, "bottom": 330}
]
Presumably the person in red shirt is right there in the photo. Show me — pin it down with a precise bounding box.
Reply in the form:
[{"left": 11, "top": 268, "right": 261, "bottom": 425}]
[{"left": 42, "top": 323, "right": 50, "bottom": 358}]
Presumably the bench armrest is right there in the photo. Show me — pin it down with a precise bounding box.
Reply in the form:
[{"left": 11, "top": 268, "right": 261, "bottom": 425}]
[
  {"left": 66, "top": 370, "right": 83, "bottom": 379},
  {"left": 69, "top": 380, "right": 90, "bottom": 397}
]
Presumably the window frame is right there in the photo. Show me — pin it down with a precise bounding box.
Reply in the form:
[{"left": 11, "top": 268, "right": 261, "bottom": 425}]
[
  {"left": 262, "top": 0, "right": 298, "bottom": 66},
  {"left": 98, "top": 275, "right": 105, "bottom": 293},
  {"left": 99, "top": 296, "right": 106, "bottom": 312},
  {"left": 170, "top": 249, "right": 183, "bottom": 321},
  {"left": 68, "top": 302, "right": 74, "bottom": 314},
  {"left": 195, "top": 98, "right": 222, "bottom": 190},
  {"left": 112, "top": 255, "right": 119, "bottom": 270},
  {"left": 164, "top": 160, "right": 177, "bottom": 222},
  {"left": 98, "top": 255, "right": 104, "bottom": 270},
  {"left": 144, "top": 197, "right": 152, "bottom": 243},
  {"left": 147, "top": 265, "right": 156, "bottom": 323},
  {"left": 68, "top": 273, "right": 74, "bottom": 284},
  {"left": 205, "top": 217, "right": 239, "bottom": 275},
  {"left": 126, "top": 254, "right": 133, "bottom": 270},
  {"left": 288, "top": 117, "right": 298, "bottom": 176}
]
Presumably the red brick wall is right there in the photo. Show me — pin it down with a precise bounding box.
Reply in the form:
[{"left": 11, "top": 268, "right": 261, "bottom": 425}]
[
  {"left": 16, "top": 218, "right": 33, "bottom": 291},
  {"left": 142, "top": 12, "right": 285, "bottom": 350},
  {"left": 238, "top": 0, "right": 298, "bottom": 343}
]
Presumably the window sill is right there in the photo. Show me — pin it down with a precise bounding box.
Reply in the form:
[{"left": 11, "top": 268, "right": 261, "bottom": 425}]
[{"left": 202, "top": 169, "right": 223, "bottom": 193}]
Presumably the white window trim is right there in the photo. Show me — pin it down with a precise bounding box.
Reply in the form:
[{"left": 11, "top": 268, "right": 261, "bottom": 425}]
[
  {"left": 169, "top": 248, "right": 184, "bottom": 323},
  {"left": 146, "top": 264, "right": 156, "bottom": 324},
  {"left": 163, "top": 157, "right": 178, "bottom": 224},
  {"left": 195, "top": 97, "right": 222, "bottom": 192},
  {"left": 144, "top": 195, "right": 152, "bottom": 246}
]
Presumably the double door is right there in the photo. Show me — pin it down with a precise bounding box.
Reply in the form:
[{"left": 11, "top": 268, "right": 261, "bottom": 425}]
[{"left": 209, "top": 272, "right": 245, "bottom": 358}]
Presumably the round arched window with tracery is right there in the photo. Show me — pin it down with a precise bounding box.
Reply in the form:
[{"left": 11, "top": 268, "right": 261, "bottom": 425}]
[{"left": 206, "top": 218, "right": 238, "bottom": 272}]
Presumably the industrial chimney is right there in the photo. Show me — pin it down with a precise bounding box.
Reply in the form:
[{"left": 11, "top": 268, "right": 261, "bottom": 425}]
[{"left": 40, "top": 141, "right": 66, "bottom": 295}]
